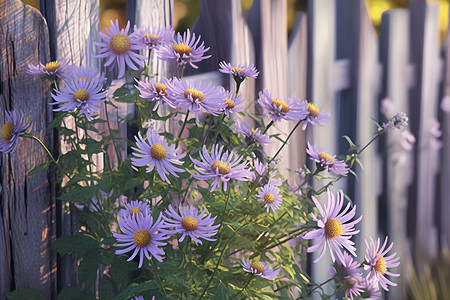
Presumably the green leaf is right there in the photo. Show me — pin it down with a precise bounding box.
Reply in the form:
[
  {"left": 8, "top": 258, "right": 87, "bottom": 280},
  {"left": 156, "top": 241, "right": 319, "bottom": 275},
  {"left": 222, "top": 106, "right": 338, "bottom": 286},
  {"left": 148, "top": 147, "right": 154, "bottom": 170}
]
[
  {"left": 99, "top": 275, "right": 113, "bottom": 300},
  {"left": 6, "top": 288, "right": 46, "bottom": 300},
  {"left": 113, "top": 282, "right": 159, "bottom": 300},
  {"left": 53, "top": 234, "right": 99, "bottom": 255},
  {"left": 57, "top": 186, "right": 96, "bottom": 202},
  {"left": 28, "top": 160, "right": 51, "bottom": 176},
  {"left": 78, "top": 252, "right": 101, "bottom": 286},
  {"left": 215, "top": 283, "right": 229, "bottom": 300},
  {"left": 57, "top": 287, "right": 95, "bottom": 300}
]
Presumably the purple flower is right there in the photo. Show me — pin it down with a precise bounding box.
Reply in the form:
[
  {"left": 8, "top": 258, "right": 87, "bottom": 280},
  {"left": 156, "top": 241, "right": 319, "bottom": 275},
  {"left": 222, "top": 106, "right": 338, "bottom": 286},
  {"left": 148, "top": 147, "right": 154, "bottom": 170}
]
[
  {"left": 306, "top": 142, "right": 349, "bottom": 175},
  {"left": 237, "top": 123, "right": 271, "bottom": 145},
  {"left": 219, "top": 61, "right": 259, "bottom": 80},
  {"left": 119, "top": 200, "right": 151, "bottom": 218},
  {"left": 50, "top": 76, "right": 107, "bottom": 121},
  {"left": 0, "top": 110, "right": 29, "bottom": 154},
  {"left": 135, "top": 77, "right": 175, "bottom": 111},
  {"left": 27, "top": 60, "right": 72, "bottom": 79},
  {"left": 241, "top": 258, "right": 278, "bottom": 280},
  {"left": 133, "top": 25, "right": 174, "bottom": 51},
  {"left": 69, "top": 65, "right": 104, "bottom": 84},
  {"left": 304, "top": 189, "right": 362, "bottom": 263},
  {"left": 113, "top": 213, "right": 169, "bottom": 267},
  {"left": 162, "top": 205, "right": 219, "bottom": 245},
  {"left": 157, "top": 29, "right": 211, "bottom": 68},
  {"left": 256, "top": 184, "right": 282, "bottom": 213},
  {"left": 94, "top": 19, "right": 146, "bottom": 78},
  {"left": 301, "top": 101, "right": 332, "bottom": 130},
  {"left": 220, "top": 88, "right": 246, "bottom": 118},
  {"left": 364, "top": 237, "right": 400, "bottom": 291},
  {"left": 190, "top": 144, "right": 250, "bottom": 192},
  {"left": 330, "top": 252, "right": 363, "bottom": 299},
  {"left": 360, "top": 278, "right": 382, "bottom": 298},
  {"left": 258, "top": 90, "right": 308, "bottom": 122},
  {"left": 131, "top": 128, "right": 185, "bottom": 183},
  {"left": 166, "top": 78, "right": 225, "bottom": 122}
]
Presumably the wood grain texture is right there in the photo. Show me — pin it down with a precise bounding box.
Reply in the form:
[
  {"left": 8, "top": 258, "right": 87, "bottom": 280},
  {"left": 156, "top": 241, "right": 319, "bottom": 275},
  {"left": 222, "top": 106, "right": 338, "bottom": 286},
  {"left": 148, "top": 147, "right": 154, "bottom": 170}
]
[
  {"left": 0, "top": 0, "right": 55, "bottom": 298},
  {"left": 379, "top": 9, "right": 411, "bottom": 297}
]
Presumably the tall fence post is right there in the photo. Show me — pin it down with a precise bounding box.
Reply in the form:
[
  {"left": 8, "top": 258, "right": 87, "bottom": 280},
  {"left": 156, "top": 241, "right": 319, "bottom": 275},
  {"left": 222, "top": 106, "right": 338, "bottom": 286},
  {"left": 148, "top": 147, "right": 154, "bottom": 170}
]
[{"left": 0, "top": 0, "right": 56, "bottom": 298}]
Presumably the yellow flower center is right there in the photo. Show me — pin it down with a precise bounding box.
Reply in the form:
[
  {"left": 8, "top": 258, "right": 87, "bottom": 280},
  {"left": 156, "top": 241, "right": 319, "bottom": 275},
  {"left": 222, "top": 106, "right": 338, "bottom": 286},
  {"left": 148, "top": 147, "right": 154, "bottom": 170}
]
[
  {"left": 73, "top": 89, "right": 90, "bottom": 102},
  {"left": 184, "top": 88, "right": 205, "bottom": 102},
  {"left": 324, "top": 218, "right": 343, "bottom": 239},
  {"left": 264, "top": 193, "right": 275, "bottom": 204},
  {"left": 250, "top": 261, "right": 265, "bottom": 274},
  {"left": 318, "top": 152, "right": 335, "bottom": 164},
  {"left": 155, "top": 83, "right": 167, "bottom": 95},
  {"left": 347, "top": 278, "right": 358, "bottom": 287},
  {"left": 173, "top": 43, "right": 192, "bottom": 56},
  {"left": 77, "top": 77, "right": 90, "bottom": 82},
  {"left": 150, "top": 143, "right": 166, "bottom": 160},
  {"left": 181, "top": 216, "right": 199, "bottom": 231},
  {"left": 43, "top": 61, "right": 60, "bottom": 73},
  {"left": 211, "top": 161, "right": 231, "bottom": 175},
  {"left": 249, "top": 128, "right": 255, "bottom": 134},
  {"left": 232, "top": 67, "right": 243, "bottom": 74},
  {"left": 109, "top": 34, "right": 131, "bottom": 55},
  {"left": 271, "top": 99, "right": 290, "bottom": 113},
  {"left": 144, "top": 33, "right": 158, "bottom": 40},
  {"left": 307, "top": 103, "right": 320, "bottom": 118},
  {"left": 130, "top": 207, "right": 142, "bottom": 217},
  {"left": 224, "top": 98, "right": 235, "bottom": 109},
  {"left": 1, "top": 121, "right": 14, "bottom": 141},
  {"left": 374, "top": 254, "right": 387, "bottom": 275},
  {"left": 133, "top": 229, "right": 152, "bottom": 248}
]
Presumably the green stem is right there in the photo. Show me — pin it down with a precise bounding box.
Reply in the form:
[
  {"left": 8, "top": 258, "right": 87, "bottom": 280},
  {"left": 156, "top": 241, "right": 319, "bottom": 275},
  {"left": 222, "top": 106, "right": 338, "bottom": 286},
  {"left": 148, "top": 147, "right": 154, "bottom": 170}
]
[
  {"left": 176, "top": 110, "right": 190, "bottom": 147},
  {"left": 23, "top": 134, "right": 61, "bottom": 169},
  {"left": 232, "top": 276, "right": 253, "bottom": 298},
  {"left": 235, "top": 80, "right": 243, "bottom": 95},
  {"left": 150, "top": 257, "right": 167, "bottom": 297},
  {"left": 104, "top": 102, "right": 122, "bottom": 165},
  {"left": 212, "top": 113, "right": 225, "bottom": 144},
  {"left": 181, "top": 176, "right": 194, "bottom": 205},
  {"left": 357, "top": 133, "right": 381, "bottom": 156},
  {"left": 262, "top": 120, "right": 274, "bottom": 134},
  {"left": 268, "top": 120, "right": 303, "bottom": 165},
  {"left": 304, "top": 277, "right": 334, "bottom": 298},
  {"left": 180, "top": 65, "right": 186, "bottom": 79}
]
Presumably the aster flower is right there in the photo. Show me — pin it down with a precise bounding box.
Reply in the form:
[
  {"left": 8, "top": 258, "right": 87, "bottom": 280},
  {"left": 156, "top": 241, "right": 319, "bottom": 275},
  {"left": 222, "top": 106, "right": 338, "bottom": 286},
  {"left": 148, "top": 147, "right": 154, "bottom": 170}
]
[
  {"left": 258, "top": 90, "right": 308, "bottom": 122},
  {"left": 330, "top": 252, "right": 363, "bottom": 300},
  {"left": 161, "top": 204, "right": 219, "bottom": 245},
  {"left": 220, "top": 88, "right": 246, "bottom": 118},
  {"left": 359, "top": 278, "right": 382, "bottom": 298},
  {"left": 237, "top": 123, "right": 271, "bottom": 145},
  {"left": 190, "top": 144, "right": 250, "bottom": 192},
  {"left": 135, "top": 77, "right": 175, "bottom": 111},
  {"left": 364, "top": 237, "right": 400, "bottom": 291},
  {"left": 219, "top": 61, "right": 259, "bottom": 81},
  {"left": 94, "top": 19, "right": 146, "bottom": 78},
  {"left": 69, "top": 65, "right": 104, "bottom": 85},
  {"left": 157, "top": 29, "right": 211, "bottom": 68},
  {"left": 119, "top": 200, "right": 151, "bottom": 218},
  {"left": 378, "top": 112, "right": 409, "bottom": 133},
  {"left": 131, "top": 128, "right": 185, "bottom": 183},
  {"left": 27, "top": 60, "right": 72, "bottom": 79},
  {"left": 301, "top": 101, "right": 332, "bottom": 130},
  {"left": 241, "top": 258, "right": 278, "bottom": 280},
  {"left": 0, "top": 110, "right": 29, "bottom": 154},
  {"left": 166, "top": 78, "right": 225, "bottom": 122},
  {"left": 113, "top": 213, "right": 169, "bottom": 267},
  {"left": 306, "top": 142, "right": 349, "bottom": 175},
  {"left": 256, "top": 184, "right": 282, "bottom": 213},
  {"left": 304, "top": 189, "right": 362, "bottom": 263},
  {"left": 133, "top": 25, "right": 174, "bottom": 51},
  {"left": 50, "top": 76, "right": 107, "bottom": 121}
]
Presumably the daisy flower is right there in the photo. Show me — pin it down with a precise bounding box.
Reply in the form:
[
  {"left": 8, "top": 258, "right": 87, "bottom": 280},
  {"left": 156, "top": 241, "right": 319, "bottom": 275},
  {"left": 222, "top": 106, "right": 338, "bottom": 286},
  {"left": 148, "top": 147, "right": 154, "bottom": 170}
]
[
  {"left": 219, "top": 61, "right": 259, "bottom": 81},
  {"left": 51, "top": 76, "right": 107, "bottom": 120},
  {"left": 306, "top": 142, "right": 349, "bottom": 175},
  {"left": 135, "top": 77, "right": 175, "bottom": 111},
  {"left": 161, "top": 204, "right": 219, "bottom": 245},
  {"left": 190, "top": 144, "right": 250, "bottom": 192},
  {"left": 157, "top": 29, "right": 211, "bottom": 68},
  {"left": 27, "top": 60, "right": 72, "bottom": 79},
  {"left": 220, "top": 88, "right": 246, "bottom": 118},
  {"left": 119, "top": 200, "right": 151, "bottom": 218},
  {"left": 237, "top": 123, "right": 271, "bottom": 145},
  {"left": 133, "top": 25, "right": 174, "bottom": 50},
  {"left": 94, "top": 19, "right": 146, "bottom": 78},
  {"left": 131, "top": 128, "right": 185, "bottom": 183},
  {"left": 113, "top": 213, "right": 169, "bottom": 267},
  {"left": 301, "top": 101, "right": 332, "bottom": 130},
  {"left": 256, "top": 184, "right": 282, "bottom": 213},
  {"left": 0, "top": 110, "right": 29, "bottom": 154},
  {"left": 304, "top": 189, "right": 362, "bottom": 263},
  {"left": 241, "top": 258, "right": 278, "bottom": 280},
  {"left": 166, "top": 78, "right": 225, "bottom": 122},
  {"left": 364, "top": 237, "right": 400, "bottom": 291},
  {"left": 258, "top": 90, "right": 308, "bottom": 122}
]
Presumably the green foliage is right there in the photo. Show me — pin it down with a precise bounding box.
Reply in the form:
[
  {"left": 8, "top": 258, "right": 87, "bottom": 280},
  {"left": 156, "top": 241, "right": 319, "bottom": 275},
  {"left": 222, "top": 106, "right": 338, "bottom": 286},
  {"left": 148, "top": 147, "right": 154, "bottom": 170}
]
[{"left": 6, "top": 288, "right": 46, "bottom": 300}]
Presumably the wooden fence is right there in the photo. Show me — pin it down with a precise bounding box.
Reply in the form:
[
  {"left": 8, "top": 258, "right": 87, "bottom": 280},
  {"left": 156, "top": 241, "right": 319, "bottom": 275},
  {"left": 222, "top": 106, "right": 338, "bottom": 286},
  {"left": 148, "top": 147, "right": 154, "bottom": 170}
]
[{"left": 1, "top": 0, "right": 449, "bottom": 299}]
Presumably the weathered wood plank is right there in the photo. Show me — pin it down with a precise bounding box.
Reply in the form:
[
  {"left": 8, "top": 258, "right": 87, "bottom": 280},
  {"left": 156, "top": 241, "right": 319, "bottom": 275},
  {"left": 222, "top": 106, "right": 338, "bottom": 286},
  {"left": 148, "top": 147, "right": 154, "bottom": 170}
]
[
  {"left": 0, "top": 0, "right": 55, "bottom": 298},
  {"left": 409, "top": 2, "right": 441, "bottom": 270},
  {"left": 379, "top": 9, "right": 411, "bottom": 297}
]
